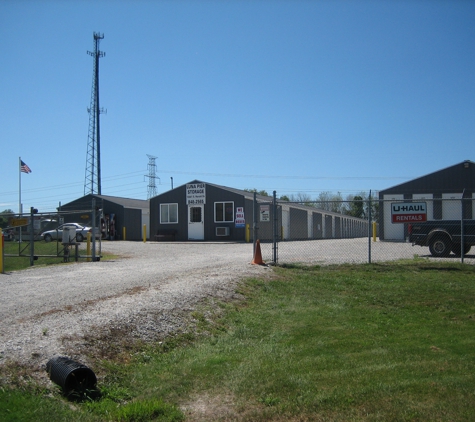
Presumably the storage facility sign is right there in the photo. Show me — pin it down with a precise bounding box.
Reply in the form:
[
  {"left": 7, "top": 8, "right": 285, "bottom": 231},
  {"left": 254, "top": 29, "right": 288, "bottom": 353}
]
[
  {"left": 186, "top": 183, "right": 206, "bottom": 205},
  {"left": 391, "top": 202, "right": 427, "bottom": 223},
  {"left": 235, "top": 207, "right": 245, "bottom": 228}
]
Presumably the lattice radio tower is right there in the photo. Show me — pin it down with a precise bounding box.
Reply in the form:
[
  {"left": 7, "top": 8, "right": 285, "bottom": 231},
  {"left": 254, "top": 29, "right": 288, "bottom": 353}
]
[
  {"left": 145, "top": 154, "right": 160, "bottom": 199},
  {"left": 84, "top": 32, "right": 106, "bottom": 195}
]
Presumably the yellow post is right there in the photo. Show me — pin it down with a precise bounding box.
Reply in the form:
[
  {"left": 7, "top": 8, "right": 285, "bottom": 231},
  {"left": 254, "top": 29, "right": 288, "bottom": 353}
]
[
  {"left": 372, "top": 221, "right": 377, "bottom": 242},
  {"left": 0, "top": 233, "right": 4, "bottom": 273},
  {"left": 123, "top": 226, "right": 126, "bottom": 241},
  {"left": 86, "top": 232, "right": 91, "bottom": 262},
  {"left": 143, "top": 224, "right": 147, "bottom": 243},
  {"left": 245, "top": 224, "right": 250, "bottom": 243}
]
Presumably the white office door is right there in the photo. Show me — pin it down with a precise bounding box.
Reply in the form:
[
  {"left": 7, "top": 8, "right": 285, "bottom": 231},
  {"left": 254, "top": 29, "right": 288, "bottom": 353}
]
[{"left": 188, "top": 205, "right": 204, "bottom": 240}]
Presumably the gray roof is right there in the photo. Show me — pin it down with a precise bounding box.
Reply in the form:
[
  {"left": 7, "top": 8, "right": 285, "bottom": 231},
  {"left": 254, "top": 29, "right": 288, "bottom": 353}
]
[
  {"left": 380, "top": 160, "right": 475, "bottom": 194},
  {"left": 94, "top": 194, "right": 149, "bottom": 210}
]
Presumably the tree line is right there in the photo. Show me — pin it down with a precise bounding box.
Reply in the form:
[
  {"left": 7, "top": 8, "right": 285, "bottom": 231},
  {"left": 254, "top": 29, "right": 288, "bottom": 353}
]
[{"left": 244, "top": 190, "right": 379, "bottom": 220}]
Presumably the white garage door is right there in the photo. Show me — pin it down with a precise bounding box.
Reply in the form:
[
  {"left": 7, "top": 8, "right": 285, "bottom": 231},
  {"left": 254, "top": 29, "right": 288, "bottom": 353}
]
[{"left": 442, "top": 193, "right": 462, "bottom": 220}]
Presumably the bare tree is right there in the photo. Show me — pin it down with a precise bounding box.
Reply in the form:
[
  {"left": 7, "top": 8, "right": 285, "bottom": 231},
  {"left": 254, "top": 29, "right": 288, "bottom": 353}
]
[{"left": 289, "top": 192, "right": 314, "bottom": 206}]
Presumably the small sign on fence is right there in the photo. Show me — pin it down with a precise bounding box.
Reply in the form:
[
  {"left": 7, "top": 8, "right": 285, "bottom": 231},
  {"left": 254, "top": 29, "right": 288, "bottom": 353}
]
[
  {"left": 260, "top": 205, "right": 270, "bottom": 222},
  {"left": 391, "top": 202, "right": 427, "bottom": 223}
]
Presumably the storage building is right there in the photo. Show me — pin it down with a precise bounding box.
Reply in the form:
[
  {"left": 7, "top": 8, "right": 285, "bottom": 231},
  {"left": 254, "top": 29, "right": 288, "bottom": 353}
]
[
  {"left": 379, "top": 160, "right": 475, "bottom": 241},
  {"left": 59, "top": 194, "right": 149, "bottom": 241},
  {"left": 150, "top": 180, "right": 368, "bottom": 242}
]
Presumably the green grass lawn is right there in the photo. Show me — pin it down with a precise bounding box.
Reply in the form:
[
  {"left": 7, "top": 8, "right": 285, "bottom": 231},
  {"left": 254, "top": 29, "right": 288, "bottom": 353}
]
[
  {"left": 1, "top": 240, "right": 105, "bottom": 272},
  {"left": 1, "top": 261, "right": 475, "bottom": 421}
]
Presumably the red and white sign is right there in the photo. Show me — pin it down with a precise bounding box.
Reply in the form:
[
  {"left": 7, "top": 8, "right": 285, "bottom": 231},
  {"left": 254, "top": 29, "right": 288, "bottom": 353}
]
[
  {"left": 235, "top": 207, "right": 245, "bottom": 227},
  {"left": 391, "top": 202, "right": 427, "bottom": 223}
]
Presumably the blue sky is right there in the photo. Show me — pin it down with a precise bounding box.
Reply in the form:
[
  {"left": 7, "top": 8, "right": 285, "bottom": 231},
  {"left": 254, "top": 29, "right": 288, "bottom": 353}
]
[{"left": 1, "top": 0, "right": 474, "bottom": 213}]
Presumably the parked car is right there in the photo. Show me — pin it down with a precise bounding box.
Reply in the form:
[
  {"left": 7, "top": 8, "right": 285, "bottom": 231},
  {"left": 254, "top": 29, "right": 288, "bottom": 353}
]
[
  {"left": 40, "top": 223, "right": 99, "bottom": 243},
  {"left": 2, "top": 229, "right": 15, "bottom": 241}
]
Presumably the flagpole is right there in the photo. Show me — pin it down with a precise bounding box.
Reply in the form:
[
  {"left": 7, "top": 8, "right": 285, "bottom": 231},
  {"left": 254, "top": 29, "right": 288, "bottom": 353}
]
[{"left": 19, "top": 157, "right": 22, "bottom": 242}]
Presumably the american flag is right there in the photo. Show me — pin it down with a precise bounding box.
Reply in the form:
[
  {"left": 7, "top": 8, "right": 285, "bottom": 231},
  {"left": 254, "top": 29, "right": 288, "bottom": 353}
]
[{"left": 20, "top": 160, "right": 32, "bottom": 174}]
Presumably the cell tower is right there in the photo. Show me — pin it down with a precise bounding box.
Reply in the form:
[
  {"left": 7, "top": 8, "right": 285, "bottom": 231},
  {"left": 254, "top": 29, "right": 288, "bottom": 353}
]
[
  {"left": 84, "top": 32, "right": 106, "bottom": 195},
  {"left": 145, "top": 154, "right": 160, "bottom": 199}
]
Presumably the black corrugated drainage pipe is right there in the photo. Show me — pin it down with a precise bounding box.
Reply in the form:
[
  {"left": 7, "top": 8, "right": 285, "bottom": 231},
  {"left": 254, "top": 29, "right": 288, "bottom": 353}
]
[{"left": 46, "top": 356, "right": 98, "bottom": 399}]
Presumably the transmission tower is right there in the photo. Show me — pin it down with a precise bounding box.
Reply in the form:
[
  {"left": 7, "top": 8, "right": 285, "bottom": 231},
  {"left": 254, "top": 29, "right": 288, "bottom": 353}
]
[
  {"left": 145, "top": 155, "right": 160, "bottom": 199},
  {"left": 84, "top": 32, "right": 106, "bottom": 195}
]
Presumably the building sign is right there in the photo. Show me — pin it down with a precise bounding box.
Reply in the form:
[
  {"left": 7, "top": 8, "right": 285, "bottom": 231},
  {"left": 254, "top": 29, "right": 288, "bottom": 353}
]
[
  {"left": 186, "top": 183, "right": 206, "bottom": 205},
  {"left": 10, "top": 218, "right": 28, "bottom": 227},
  {"left": 235, "top": 207, "right": 245, "bottom": 228},
  {"left": 391, "top": 202, "right": 427, "bottom": 223},
  {"left": 260, "top": 205, "right": 270, "bottom": 222}
]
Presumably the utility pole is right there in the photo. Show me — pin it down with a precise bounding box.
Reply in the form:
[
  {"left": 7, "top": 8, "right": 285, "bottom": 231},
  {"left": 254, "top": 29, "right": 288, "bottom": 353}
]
[{"left": 84, "top": 32, "right": 106, "bottom": 195}]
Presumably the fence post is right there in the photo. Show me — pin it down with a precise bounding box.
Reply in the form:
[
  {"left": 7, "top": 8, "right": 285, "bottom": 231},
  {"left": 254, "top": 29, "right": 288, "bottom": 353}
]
[
  {"left": 0, "top": 232, "right": 4, "bottom": 273},
  {"left": 92, "top": 198, "right": 96, "bottom": 262},
  {"left": 273, "top": 190, "right": 278, "bottom": 264},
  {"left": 368, "top": 191, "right": 372, "bottom": 264},
  {"left": 30, "top": 206, "right": 37, "bottom": 266},
  {"left": 253, "top": 192, "right": 257, "bottom": 256},
  {"left": 461, "top": 192, "right": 465, "bottom": 264}
]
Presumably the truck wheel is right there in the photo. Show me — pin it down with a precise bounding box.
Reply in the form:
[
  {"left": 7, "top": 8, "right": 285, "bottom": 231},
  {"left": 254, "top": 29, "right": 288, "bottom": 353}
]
[
  {"left": 451, "top": 244, "right": 471, "bottom": 256},
  {"left": 429, "top": 236, "right": 452, "bottom": 257}
]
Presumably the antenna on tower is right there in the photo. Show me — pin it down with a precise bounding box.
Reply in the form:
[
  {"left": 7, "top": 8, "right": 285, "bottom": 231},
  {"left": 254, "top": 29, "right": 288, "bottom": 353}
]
[
  {"left": 84, "top": 32, "right": 106, "bottom": 196},
  {"left": 145, "top": 154, "right": 160, "bottom": 199}
]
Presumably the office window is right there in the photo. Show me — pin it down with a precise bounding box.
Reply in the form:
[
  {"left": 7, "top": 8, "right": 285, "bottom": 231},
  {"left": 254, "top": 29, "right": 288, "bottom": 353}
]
[
  {"left": 215, "top": 201, "right": 234, "bottom": 222},
  {"left": 160, "top": 203, "right": 178, "bottom": 223}
]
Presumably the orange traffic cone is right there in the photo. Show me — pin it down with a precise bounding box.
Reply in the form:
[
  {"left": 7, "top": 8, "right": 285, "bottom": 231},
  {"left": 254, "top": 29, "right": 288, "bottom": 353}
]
[{"left": 251, "top": 239, "right": 265, "bottom": 265}]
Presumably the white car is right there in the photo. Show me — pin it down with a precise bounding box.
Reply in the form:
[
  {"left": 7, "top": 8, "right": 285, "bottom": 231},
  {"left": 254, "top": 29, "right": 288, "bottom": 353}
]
[{"left": 41, "top": 223, "right": 99, "bottom": 243}]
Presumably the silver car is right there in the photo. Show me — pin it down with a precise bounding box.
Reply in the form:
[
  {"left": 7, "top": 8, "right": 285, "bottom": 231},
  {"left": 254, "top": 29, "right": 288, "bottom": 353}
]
[{"left": 41, "top": 223, "right": 98, "bottom": 243}]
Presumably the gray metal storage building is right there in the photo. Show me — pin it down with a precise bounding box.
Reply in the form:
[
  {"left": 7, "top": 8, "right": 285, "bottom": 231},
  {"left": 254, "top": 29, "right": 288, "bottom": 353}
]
[
  {"left": 150, "top": 180, "right": 368, "bottom": 242},
  {"left": 379, "top": 160, "right": 475, "bottom": 241},
  {"left": 60, "top": 194, "right": 149, "bottom": 241}
]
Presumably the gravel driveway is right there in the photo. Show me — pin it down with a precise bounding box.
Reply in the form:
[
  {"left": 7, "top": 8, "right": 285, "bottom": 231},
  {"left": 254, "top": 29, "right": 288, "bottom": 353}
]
[{"left": 0, "top": 241, "right": 268, "bottom": 376}]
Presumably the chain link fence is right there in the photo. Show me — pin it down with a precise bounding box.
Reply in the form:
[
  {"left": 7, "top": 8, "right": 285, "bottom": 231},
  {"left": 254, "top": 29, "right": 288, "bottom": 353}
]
[
  {"left": 3, "top": 201, "right": 103, "bottom": 265},
  {"left": 253, "top": 194, "right": 475, "bottom": 265}
]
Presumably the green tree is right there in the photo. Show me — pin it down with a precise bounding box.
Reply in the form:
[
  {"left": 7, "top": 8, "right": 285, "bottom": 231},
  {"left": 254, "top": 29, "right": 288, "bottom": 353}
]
[
  {"left": 344, "top": 192, "right": 379, "bottom": 221},
  {"left": 346, "top": 195, "right": 365, "bottom": 218},
  {"left": 244, "top": 188, "right": 270, "bottom": 197},
  {"left": 0, "top": 209, "right": 15, "bottom": 229}
]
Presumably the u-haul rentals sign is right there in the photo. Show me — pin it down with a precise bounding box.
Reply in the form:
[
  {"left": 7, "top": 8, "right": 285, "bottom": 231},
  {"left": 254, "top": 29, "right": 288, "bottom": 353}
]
[{"left": 391, "top": 202, "right": 427, "bottom": 223}]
